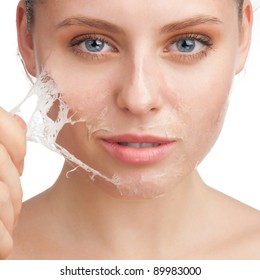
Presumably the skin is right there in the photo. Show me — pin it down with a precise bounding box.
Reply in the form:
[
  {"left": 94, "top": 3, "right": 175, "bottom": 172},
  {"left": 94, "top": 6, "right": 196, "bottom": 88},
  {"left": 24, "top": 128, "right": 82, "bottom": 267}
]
[
  {"left": 17, "top": 0, "right": 248, "bottom": 199},
  {"left": 0, "top": 110, "right": 25, "bottom": 259},
  {"left": 0, "top": 0, "right": 259, "bottom": 259}
]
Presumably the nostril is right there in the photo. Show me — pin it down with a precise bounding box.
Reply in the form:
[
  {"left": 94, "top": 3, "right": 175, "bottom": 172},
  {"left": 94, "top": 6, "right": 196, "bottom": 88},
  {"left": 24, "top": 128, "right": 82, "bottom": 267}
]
[
  {"left": 116, "top": 64, "right": 163, "bottom": 115},
  {"left": 116, "top": 88, "right": 162, "bottom": 116}
]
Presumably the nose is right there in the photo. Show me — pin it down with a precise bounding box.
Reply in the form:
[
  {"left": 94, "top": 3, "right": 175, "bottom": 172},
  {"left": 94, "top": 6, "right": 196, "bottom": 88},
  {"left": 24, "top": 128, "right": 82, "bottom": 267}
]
[{"left": 116, "top": 53, "right": 163, "bottom": 116}]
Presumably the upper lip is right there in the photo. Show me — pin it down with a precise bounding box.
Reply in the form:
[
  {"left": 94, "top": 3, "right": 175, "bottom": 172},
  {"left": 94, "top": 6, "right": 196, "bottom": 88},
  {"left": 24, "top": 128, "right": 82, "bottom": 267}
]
[{"left": 101, "top": 134, "right": 176, "bottom": 144}]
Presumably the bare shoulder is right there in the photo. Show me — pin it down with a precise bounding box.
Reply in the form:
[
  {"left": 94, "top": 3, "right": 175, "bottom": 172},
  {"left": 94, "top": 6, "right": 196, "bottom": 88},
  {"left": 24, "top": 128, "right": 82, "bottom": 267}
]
[
  {"left": 8, "top": 184, "right": 260, "bottom": 260},
  {"left": 205, "top": 186, "right": 260, "bottom": 259},
  {"left": 9, "top": 190, "right": 56, "bottom": 260}
]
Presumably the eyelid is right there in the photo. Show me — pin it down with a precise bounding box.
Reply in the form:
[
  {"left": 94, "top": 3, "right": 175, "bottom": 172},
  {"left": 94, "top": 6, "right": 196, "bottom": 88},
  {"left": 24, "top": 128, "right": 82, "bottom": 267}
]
[
  {"left": 70, "top": 34, "right": 118, "bottom": 54},
  {"left": 69, "top": 32, "right": 213, "bottom": 63},
  {"left": 164, "top": 33, "right": 213, "bottom": 52},
  {"left": 161, "top": 33, "right": 214, "bottom": 64}
]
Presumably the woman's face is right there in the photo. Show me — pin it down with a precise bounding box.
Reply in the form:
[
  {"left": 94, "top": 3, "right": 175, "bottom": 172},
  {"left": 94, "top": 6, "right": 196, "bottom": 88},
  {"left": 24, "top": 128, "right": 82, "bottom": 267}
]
[{"left": 21, "top": 0, "right": 251, "bottom": 197}]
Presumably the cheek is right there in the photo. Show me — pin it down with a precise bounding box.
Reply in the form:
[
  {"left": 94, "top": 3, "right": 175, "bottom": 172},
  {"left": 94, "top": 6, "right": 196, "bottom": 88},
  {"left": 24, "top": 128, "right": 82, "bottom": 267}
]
[
  {"left": 159, "top": 55, "right": 235, "bottom": 177},
  {"left": 173, "top": 67, "right": 233, "bottom": 164},
  {"left": 41, "top": 54, "right": 116, "bottom": 122},
  {"left": 60, "top": 77, "right": 110, "bottom": 119}
]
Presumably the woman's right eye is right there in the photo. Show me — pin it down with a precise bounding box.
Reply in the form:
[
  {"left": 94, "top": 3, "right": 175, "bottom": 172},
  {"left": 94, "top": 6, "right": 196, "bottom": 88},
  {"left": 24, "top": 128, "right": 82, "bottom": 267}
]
[
  {"left": 79, "top": 38, "right": 114, "bottom": 53},
  {"left": 70, "top": 35, "right": 117, "bottom": 58}
]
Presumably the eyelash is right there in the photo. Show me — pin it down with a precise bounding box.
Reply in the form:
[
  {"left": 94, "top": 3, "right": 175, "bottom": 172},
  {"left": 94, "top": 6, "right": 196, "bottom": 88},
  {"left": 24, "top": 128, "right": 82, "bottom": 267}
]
[
  {"left": 70, "top": 34, "right": 117, "bottom": 60},
  {"left": 69, "top": 33, "right": 213, "bottom": 62},
  {"left": 164, "top": 33, "right": 214, "bottom": 62}
]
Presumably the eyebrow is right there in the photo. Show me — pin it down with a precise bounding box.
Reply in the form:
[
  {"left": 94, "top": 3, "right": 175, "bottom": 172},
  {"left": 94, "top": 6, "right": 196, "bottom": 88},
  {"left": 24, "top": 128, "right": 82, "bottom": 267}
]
[
  {"left": 56, "top": 15, "right": 223, "bottom": 34},
  {"left": 160, "top": 16, "right": 223, "bottom": 33},
  {"left": 56, "top": 16, "right": 124, "bottom": 34}
]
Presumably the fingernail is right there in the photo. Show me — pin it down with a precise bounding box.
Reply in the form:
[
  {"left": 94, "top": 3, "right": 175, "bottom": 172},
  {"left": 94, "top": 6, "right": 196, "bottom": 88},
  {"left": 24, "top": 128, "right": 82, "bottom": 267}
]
[
  {"left": 13, "top": 115, "right": 27, "bottom": 132},
  {"left": 18, "top": 160, "right": 25, "bottom": 176}
]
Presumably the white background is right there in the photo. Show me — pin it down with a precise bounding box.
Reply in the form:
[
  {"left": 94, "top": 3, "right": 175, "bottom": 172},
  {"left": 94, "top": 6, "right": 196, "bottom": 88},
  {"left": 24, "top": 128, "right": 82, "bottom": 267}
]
[{"left": 0, "top": 1, "right": 260, "bottom": 209}]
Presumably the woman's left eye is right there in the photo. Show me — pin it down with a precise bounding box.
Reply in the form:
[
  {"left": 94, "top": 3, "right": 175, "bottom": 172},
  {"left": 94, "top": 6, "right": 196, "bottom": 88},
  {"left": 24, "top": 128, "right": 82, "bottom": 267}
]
[
  {"left": 166, "top": 35, "right": 213, "bottom": 55},
  {"left": 172, "top": 39, "right": 203, "bottom": 53}
]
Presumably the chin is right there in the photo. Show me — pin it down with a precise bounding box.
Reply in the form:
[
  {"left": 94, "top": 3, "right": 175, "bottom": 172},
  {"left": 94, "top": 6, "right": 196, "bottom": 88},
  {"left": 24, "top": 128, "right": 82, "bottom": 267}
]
[
  {"left": 89, "top": 167, "right": 189, "bottom": 200},
  {"left": 72, "top": 152, "right": 197, "bottom": 199}
]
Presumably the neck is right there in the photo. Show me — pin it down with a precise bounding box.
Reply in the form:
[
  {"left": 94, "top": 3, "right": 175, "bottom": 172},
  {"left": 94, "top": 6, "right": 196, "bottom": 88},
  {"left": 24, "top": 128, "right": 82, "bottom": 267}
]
[{"left": 47, "top": 162, "right": 208, "bottom": 259}]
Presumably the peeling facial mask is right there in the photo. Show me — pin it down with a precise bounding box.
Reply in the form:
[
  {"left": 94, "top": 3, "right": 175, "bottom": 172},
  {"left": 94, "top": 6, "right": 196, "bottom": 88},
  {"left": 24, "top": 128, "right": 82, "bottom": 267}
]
[
  {"left": 11, "top": 70, "right": 214, "bottom": 199},
  {"left": 11, "top": 72, "right": 174, "bottom": 198},
  {"left": 11, "top": 71, "right": 120, "bottom": 186}
]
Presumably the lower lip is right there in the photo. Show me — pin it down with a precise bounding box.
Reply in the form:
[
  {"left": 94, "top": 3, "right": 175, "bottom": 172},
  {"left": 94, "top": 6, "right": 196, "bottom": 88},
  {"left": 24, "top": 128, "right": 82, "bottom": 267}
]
[{"left": 101, "top": 140, "right": 175, "bottom": 164}]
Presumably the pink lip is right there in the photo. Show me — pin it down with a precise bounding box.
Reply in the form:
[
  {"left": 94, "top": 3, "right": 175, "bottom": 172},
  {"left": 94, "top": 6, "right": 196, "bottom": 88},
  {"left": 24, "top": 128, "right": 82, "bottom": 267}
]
[{"left": 100, "top": 134, "right": 175, "bottom": 164}]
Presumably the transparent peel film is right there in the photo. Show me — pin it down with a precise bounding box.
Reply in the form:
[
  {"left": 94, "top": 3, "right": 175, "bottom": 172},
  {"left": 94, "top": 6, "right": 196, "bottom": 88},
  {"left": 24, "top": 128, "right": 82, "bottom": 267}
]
[
  {"left": 11, "top": 72, "right": 120, "bottom": 186},
  {"left": 11, "top": 71, "right": 223, "bottom": 199},
  {"left": 11, "top": 72, "right": 182, "bottom": 197}
]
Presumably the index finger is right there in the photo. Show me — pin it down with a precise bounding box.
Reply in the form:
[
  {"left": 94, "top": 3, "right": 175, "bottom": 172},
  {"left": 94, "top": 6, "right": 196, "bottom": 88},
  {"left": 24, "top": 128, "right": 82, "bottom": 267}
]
[{"left": 0, "top": 108, "right": 26, "bottom": 173}]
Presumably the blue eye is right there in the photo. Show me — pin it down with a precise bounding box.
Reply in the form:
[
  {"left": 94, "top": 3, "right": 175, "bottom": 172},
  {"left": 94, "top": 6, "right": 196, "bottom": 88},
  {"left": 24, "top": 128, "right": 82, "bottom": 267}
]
[
  {"left": 170, "top": 38, "right": 204, "bottom": 54},
  {"left": 166, "top": 35, "right": 212, "bottom": 55},
  {"left": 84, "top": 39, "right": 106, "bottom": 52},
  {"left": 176, "top": 39, "right": 196, "bottom": 53},
  {"left": 71, "top": 35, "right": 115, "bottom": 55}
]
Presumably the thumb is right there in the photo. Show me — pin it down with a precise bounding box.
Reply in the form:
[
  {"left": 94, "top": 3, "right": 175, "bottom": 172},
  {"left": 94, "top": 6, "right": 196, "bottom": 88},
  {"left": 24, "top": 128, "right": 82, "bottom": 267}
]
[
  {"left": 13, "top": 115, "right": 27, "bottom": 132},
  {"left": 13, "top": 115, "right": 27, "bottom": 176}
]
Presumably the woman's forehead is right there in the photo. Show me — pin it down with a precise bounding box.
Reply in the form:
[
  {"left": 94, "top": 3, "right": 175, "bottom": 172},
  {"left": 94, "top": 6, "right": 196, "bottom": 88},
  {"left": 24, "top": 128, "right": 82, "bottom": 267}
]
[
  {"left": 36, "top": 0, "right": 237, "bottom": 29},
  {"left": 42, "top": 0, "right": 235, "bottom": 12}
]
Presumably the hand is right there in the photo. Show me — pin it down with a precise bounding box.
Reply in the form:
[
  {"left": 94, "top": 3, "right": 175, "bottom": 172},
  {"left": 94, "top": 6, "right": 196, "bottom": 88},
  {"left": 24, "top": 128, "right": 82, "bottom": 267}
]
[{"left": 0, "top": 108, "right": 26, "bottom": 259}]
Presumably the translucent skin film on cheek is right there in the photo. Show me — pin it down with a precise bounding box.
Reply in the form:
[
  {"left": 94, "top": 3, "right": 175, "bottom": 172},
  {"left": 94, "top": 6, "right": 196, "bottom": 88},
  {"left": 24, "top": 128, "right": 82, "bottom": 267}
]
[
  {"left": 10, "top": 67, "right": 226, "bottom": 199},
  {"left": 9, "top": 72, "right": 187, "bottom": 198},
  {"left": 11, "top": 71, "right": 120, "bottom": 186}
]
